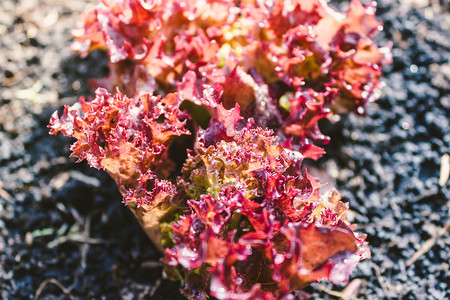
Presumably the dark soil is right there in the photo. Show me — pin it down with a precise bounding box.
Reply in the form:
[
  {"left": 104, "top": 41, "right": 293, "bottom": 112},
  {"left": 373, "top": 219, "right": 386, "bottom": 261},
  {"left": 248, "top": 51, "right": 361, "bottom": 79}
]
[{"left": 0, "top": 0, "right": 448, "bottom": 299}]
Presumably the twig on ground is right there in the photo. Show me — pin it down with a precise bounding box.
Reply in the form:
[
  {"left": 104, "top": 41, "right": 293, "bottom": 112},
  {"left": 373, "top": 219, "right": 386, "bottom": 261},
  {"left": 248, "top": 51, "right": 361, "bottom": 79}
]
[
  {"left": 439, "top": 153, "right": 449, "bottom": 187},
  {"left": 141, "top": 261, "right": 162, "bottom": 268},
  {"left": 47, "top": 234, "right": 112, "bottom": 248},
  {"left": 149, "top": 279, "right": 161, "bottom": 298},
  {"left": 314, "top": 283, "right": 364, "bottom": 300},
  {"left": 410, "top": 189, "right": 440, "bottom": 203},
  {"left": 78, "top": 210, "right": 103, "bottom": 269},
  {"left": 0, "top": 186, "right": 14, "bottom": 204},
  {"left": 47, "top": 207, "right": 116, "bottom": 249},
  {"left": 34, "top": 278, "right": 74, "bottom": 300},
  {"left": 314, "top": 284, "right": 348, "bottom": 299},
  {"left": 79, "top": 214, "right": 91, "bottom": 269},
  {"left": 70, "top": 206, "right": 84, "bottom": 225},
  {"left": 341, "top": 279, "right": 363, "bottom": 299},
  {"left": 372, "top": 263, "right": 392, "bottom": 299},
  {"left": 406, "top": 221, "right": 450, "bottom": 267}
]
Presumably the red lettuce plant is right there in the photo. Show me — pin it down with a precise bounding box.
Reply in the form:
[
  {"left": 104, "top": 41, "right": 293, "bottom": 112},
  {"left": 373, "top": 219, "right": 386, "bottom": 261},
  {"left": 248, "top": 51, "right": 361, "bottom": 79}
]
[
  {"left": 50, "top": 0, "right": 390, "bottom": 298},
  {"left": 71, "top": 0, "right": 391, "bottom": 158}
]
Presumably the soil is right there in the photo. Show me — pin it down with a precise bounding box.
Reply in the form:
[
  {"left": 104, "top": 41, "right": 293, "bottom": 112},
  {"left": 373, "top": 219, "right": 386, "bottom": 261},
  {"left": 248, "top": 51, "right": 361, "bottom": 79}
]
[{"left": 0, "top": 0, "right": 448, "bottom": 299}]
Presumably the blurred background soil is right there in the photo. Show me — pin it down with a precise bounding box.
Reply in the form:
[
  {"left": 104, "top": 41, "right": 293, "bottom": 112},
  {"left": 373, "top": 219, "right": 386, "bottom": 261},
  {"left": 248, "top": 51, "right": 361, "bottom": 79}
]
[{"left": 0, "top": 0, "right": 448, "bottom": 299}]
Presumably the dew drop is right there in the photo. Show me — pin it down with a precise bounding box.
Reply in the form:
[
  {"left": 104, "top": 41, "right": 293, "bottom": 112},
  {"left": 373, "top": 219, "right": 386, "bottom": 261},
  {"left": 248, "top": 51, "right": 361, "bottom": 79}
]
[
  {"left": 72, "top": 80, "right": 81, "bottom": 91},
  {"left": 367, "top": 6, "right": 375, "bottom": 15},
  {"left": 401, "top": 121, "right": 410, "bottom": 130},
  {"left": 357, "top": 106, "right": 365, "bottom": 115},
  {"left": 216, "top": 287, "right": 226, "bottom": 298},
  {"left": 274, "top": 254, "right": 284, "bottom": 265},
  {"left": 187, "top": 13, "right": 195, "bottom": 21}
]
